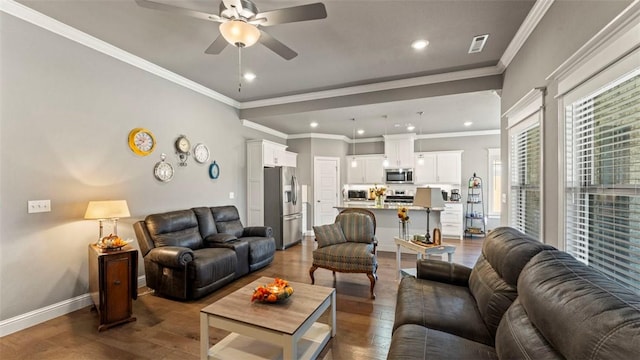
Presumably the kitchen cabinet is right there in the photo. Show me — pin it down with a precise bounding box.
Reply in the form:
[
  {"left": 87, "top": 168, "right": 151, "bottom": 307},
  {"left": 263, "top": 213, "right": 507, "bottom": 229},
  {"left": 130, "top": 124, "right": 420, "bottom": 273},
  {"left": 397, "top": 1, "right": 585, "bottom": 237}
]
[
  {"left": 414, "top": 151, "right": 462, "bottom": 184},
  {"left": 384, "top": 134, "right": 415, "bottom": 169},
  {"left": 88, "top": 245, "right": 137, "bottom": 331},
  {"left": 441, "top": 202, "right": 463, "bottom": 240},
  {"left": 347, "top": 155, "right": 384, "bottom": 184},
  {"left": 247, "top": 140, "right": 297, "bottom": 226}
]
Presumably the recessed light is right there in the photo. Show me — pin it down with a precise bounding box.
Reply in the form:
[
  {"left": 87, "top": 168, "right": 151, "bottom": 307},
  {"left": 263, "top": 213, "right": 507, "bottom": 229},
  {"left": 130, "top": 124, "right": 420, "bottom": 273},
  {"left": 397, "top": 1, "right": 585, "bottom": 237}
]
[
  {"left": 407, "top": 124, "right": 415, "bottom": 131},
  {"left": 464, "top": 121, "right": 473, "bottom": 127},
  {"left": 357, "top": 129, "right": 365, "bottom": 135},
  {"left": 310, "top": 121, "right": 318, "bottom": 128},
  {"left": 243, "top": 72, "right": 256, "bottom": 81},
  {"left": 411, "top": 39, "right": 429, "bottom": 50}
]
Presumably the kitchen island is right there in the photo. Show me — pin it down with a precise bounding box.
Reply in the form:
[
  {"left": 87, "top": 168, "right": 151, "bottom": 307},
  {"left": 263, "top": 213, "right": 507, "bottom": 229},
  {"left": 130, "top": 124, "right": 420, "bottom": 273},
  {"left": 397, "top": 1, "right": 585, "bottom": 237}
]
[{"left": 335, "top": 204, "right": 442, "bottom": 253}]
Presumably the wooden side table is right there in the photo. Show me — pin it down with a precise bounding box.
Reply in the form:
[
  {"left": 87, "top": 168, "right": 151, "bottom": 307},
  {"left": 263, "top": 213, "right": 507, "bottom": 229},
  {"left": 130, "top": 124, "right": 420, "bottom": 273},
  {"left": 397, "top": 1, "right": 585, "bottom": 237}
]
[
  {"left": 88, "top": 244, "right": 138, "bottom": 331},
  {"left": 394, "top": 237, "right": 456, "bottom": 281}
]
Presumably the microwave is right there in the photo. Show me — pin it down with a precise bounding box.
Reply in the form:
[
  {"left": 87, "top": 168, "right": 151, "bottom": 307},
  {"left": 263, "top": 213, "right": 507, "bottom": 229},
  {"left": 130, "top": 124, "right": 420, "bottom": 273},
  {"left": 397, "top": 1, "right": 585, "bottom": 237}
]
[{"left": 385, "top": 169, "right": 413, "bottom": 184}]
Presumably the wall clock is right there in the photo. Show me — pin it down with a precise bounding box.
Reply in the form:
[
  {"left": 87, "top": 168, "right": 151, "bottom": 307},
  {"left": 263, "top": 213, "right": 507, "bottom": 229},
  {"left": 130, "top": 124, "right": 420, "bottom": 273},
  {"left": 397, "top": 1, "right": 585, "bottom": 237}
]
[
  {"left": 154, "top": 153, "right": 174, "bottom": 182},
  {"left": 174, "top": 135, "right": 191, "bottom": 166},
  {"left": 193, "top": 143, "right": 210, "bottom": 164},
  {"left": 209, "top": 161, "right": 220, "bottom": 179},
  {"left": 128, "top": 128, "right": 155, "bottom": 156}
]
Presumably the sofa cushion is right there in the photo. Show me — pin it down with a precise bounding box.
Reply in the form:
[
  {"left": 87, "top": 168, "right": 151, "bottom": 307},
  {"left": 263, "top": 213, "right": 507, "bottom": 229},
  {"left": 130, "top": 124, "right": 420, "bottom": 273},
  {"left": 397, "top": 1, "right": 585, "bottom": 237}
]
[
  {"left": 313, "top": 223, "right": 347, "bottom": 248},
  {"left": 246, "top": 236, "right": 276, "bottom": 264},
  {"left": 335, "top": 212, "right": 375, "bottom": 243},
  {"left": 495, "top": 299, "right": 563, "bottom": 360},
  {"left": 211, "top": 206, "right": 245, "bottom": 238},
  {"left": 515, "top": 250, "right": 640, "bottom": 360},
  {"left": 188, "top": 248, "right": 236, "bottom": 289},
  {"left": 192, "top": 206, "right": 217, "bottom": 238},
  {"left": 312, "top": 242, "right": 376, "bottom": 272},
  {"left": 388, "top": 324, "right": 498, "bottom": 360},
  {"left": 393, "top": 276, "right": 494, "bottom": 346},
  {"left": 145, "top": 210, "right": 203, "bottom": 250}
]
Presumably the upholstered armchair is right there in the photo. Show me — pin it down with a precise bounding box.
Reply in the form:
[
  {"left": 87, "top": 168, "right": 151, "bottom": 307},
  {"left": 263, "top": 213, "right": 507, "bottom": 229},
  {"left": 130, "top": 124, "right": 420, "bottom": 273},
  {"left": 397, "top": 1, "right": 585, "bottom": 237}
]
[{"left": 309, "top": 208, "right": 378, "bottom": 299}]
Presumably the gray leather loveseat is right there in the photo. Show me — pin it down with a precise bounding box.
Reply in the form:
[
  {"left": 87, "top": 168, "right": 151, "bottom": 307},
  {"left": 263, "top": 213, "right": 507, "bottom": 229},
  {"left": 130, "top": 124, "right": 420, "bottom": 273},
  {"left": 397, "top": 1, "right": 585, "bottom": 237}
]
[
  {"left": 387, "top": 227, "right": 640, "bottom": 359},
  {"left": 134, "top": 205, "right": 275, "bottom": 300}
]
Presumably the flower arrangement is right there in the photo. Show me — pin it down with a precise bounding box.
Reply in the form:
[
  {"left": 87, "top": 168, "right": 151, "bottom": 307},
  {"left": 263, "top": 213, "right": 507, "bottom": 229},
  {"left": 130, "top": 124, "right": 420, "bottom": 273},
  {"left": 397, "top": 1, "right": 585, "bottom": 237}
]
[
  {"left": 371, "top": 184, "right": 386, "bottom": 197},
  {"left": 397, "top": 206, "right": 410, "bottom": 222}
]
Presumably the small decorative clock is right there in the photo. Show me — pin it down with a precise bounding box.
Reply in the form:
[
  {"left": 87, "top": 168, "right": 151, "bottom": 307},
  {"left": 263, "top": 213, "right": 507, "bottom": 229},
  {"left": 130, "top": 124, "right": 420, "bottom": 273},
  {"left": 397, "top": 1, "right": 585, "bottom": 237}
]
[
  {"left": 193, "top": 143, "right": 210, "bottom": 164},
  {"left": 154, "top": 153, "right": 174, "bottom": 182},
  {"left": 209, "top": 161, "right": 220, "bottom": 179},
  {"left": 174, "top": 135, "right": 191, "bottom": 166},
  {"left": 128, "top": 128, "right": 155, "bottom": 156}
]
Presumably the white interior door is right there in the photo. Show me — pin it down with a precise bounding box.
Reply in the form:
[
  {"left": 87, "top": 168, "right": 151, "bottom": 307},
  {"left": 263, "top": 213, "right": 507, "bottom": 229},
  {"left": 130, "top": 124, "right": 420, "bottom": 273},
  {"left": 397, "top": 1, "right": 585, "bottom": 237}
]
[{"left": 314, "top": 157, "right": 340, "bottom": 226}]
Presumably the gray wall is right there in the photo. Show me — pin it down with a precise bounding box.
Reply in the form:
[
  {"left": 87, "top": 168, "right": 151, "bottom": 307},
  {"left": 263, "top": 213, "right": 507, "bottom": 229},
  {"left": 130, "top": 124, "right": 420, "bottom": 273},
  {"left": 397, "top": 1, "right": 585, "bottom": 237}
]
[
  {"left": 500, "top": 0, "right": 631, "bottom": 247},
  {"left": 0, "top": 14, "right": 280, "bottom": 321}
]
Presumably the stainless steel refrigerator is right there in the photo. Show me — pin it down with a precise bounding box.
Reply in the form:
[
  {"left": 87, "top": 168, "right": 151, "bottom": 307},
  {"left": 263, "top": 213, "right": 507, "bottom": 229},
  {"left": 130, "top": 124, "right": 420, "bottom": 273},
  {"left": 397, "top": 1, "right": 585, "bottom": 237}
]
[{"left": 264, "top": 166, "right": 303, "bottom": 250}]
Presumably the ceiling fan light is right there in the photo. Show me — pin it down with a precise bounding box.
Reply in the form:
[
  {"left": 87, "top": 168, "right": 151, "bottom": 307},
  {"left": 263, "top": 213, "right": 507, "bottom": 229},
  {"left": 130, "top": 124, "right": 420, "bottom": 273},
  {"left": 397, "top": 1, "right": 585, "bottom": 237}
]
[{"left": 219, "top": 20, "right": 261, "bottom": 47}]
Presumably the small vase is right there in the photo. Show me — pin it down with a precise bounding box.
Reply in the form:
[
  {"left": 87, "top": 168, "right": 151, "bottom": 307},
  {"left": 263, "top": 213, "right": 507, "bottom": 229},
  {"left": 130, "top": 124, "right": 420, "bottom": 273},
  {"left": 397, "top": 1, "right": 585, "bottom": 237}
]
[
  {"left": 375, "top": 195, "right": 383, "bottom": 207},
  {"left": 399, "top": 221, "right": 409, "bottom": 239}
]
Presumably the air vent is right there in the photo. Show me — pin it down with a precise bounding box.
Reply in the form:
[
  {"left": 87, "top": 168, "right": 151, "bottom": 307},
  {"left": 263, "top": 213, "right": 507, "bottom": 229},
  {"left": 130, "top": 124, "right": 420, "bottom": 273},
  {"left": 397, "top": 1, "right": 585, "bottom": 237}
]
[{"left": 468, "top": 34, "right": 489, "bottom": 54}]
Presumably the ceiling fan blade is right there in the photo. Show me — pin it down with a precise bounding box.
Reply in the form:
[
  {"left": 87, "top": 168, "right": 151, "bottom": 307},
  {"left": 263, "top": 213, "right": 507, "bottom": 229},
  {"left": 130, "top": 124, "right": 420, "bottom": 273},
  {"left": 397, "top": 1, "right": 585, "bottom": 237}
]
[
  {"left": 135, "top": 0, "right": 222, "bottom": 22},
  {"left": 204, "top": 35, "right": 229, "bottom": 55},
  {"left": 259, "top": 30, "right": 297, "bottom": 60},
  {"left": 255, "top": 3, "right": 327, "bottom": 27}
]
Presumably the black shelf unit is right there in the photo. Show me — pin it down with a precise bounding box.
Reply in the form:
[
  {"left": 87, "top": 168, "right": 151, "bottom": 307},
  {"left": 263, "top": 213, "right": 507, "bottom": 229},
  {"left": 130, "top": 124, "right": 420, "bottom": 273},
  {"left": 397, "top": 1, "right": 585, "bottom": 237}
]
[{"left": 465, "top": 173, "right": 486, "bottom": 237}]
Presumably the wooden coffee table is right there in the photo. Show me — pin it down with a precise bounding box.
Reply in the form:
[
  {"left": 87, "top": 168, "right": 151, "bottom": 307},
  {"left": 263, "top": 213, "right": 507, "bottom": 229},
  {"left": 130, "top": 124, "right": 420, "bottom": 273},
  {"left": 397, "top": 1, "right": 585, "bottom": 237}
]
[{"left": 200, "top": 277, "right": 336, "bottom": 360}]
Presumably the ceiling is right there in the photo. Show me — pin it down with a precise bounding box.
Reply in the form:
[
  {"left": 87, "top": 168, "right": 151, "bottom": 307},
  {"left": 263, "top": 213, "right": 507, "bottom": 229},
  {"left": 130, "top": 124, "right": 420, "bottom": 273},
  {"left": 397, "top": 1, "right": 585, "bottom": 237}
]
[{"left": 15, "top": 0, "right": 538, "bottom": 138}]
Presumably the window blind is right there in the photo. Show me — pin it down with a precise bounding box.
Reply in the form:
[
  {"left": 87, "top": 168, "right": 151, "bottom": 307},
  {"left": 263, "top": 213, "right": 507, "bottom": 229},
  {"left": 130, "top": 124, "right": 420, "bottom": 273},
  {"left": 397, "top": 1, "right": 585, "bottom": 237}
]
[
  {"left": 510, "top": 118, "right": 541, "bottom": 239},
  {"left": 565, "top": 71, "right": 640, "bottom": 294}
]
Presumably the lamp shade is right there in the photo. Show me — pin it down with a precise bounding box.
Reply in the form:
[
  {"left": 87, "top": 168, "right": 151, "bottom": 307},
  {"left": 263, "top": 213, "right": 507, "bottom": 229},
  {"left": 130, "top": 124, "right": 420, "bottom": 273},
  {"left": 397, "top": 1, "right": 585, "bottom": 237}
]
[
  {"left": 219, "top": 20, "right": 261, "bottom": 47},
  {"left": 413, "top": 187, "right": 444, "bottom": 209},
  {"left": 84, "top": 200, "right": 130, "bottom": 220}
]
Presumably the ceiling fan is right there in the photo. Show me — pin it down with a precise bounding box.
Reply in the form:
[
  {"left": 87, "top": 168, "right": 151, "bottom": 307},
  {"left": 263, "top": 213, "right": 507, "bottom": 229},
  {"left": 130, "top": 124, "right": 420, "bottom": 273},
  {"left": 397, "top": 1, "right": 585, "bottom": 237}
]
[{"left": 135, "top": 0, "right": 327, "bottom": 60}]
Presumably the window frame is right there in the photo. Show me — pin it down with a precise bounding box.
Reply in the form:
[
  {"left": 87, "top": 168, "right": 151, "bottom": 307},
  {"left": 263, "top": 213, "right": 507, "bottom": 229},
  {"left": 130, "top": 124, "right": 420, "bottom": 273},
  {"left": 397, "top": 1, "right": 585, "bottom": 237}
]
[{"left": 487, "top": 148, "right": 501, "bottom": 218}]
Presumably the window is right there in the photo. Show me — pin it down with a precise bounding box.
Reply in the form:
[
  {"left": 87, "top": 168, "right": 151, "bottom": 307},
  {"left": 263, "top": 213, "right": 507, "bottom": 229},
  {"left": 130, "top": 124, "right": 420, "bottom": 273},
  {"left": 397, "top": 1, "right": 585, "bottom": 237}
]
[
  {"left": 564, "top": 69, "right": 640, "bottom": 294},
  {"left": 487, "top": 148, "right": 501, "bottom": 217},
  {"left": 505, "top": 89, "right": 544, "bottom": 240}
]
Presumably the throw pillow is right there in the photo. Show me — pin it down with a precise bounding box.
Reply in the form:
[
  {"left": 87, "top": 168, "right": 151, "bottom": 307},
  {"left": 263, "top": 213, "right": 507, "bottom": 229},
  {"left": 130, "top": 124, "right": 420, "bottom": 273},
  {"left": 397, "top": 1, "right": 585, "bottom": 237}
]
[{"left": 313, "top": 222, "right": 347, "bottom": 248}]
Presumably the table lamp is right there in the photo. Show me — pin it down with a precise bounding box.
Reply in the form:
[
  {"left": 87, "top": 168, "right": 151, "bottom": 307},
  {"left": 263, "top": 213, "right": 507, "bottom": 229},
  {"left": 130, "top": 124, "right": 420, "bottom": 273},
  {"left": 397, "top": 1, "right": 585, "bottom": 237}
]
[
  {"left": 84, "top": 200, "right": 130, "bottom": 243},
  {"left": 413, "top": 187, "right": 444, "bottom": 243}
]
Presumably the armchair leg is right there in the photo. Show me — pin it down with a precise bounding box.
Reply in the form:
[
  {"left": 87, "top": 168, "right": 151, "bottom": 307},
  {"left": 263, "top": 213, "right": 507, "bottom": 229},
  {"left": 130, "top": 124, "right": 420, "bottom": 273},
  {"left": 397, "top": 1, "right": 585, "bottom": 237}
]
[
  {"left": 366, "top": 272, "right": 376, "bottom": 299},
  {"left": 309, "top": 265, "right": 317, "bottom": 284}
]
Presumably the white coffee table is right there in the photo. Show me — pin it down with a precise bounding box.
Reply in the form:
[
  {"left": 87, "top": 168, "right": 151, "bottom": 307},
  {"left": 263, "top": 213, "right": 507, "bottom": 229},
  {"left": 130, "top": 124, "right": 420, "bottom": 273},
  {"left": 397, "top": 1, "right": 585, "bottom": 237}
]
[
  {"left": 200, "top": 276, "right": 336, "bottom": 360},
  {"left": 394, "top": 237, "right": 456, "bottom": 280}
]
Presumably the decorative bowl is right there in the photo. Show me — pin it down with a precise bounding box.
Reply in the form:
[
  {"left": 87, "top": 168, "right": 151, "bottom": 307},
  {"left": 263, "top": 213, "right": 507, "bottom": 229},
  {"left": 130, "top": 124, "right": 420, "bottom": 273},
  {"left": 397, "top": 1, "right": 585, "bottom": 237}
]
[{"left": 251, "top": 278, "right": 294, "bottom": 303}]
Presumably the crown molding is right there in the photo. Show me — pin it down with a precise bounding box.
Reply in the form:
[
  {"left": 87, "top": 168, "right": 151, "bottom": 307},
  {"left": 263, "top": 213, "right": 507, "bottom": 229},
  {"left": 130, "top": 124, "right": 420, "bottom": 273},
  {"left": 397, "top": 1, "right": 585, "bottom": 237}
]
[
  {"left": 497, "top": 0, "right": 555, "bottom": 72},
  {"left": 239, "top": 66, "right": 502, "bottom": 109},
  {"left": 0, "top": 0, "right": 240, "bottom": 108},
  {"left": 240, "top": 120, "right": 288, "bottom": 139}
]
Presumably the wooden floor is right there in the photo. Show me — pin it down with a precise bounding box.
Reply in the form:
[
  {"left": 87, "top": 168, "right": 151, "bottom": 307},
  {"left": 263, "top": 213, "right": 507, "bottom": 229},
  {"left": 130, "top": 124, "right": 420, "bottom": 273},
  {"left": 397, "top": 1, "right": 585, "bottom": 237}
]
[{"left": 0, "top": 236, "right": 483, "bottom": 360}]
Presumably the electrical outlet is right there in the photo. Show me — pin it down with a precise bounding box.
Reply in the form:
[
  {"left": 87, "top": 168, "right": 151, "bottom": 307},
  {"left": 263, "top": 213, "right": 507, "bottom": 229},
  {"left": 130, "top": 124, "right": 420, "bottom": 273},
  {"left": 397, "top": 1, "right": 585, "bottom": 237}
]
[
  {"left": 229, "top": 192, "right": 235, "bottom": 199},
  {"left": 28, "top": 200, "right": 51, "bottom": 213}
]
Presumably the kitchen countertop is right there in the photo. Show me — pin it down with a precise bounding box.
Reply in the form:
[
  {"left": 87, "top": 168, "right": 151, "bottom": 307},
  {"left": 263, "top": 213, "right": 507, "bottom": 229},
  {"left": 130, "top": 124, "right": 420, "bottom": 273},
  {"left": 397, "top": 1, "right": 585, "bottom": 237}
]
[{"left": 337, "top": 204, "right": 444, "bottom": 211}]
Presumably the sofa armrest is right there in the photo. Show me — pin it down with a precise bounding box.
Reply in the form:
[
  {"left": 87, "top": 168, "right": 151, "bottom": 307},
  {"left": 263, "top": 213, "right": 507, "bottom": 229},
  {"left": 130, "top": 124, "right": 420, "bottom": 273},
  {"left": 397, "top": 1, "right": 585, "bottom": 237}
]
[
  {"left": 146, "top": 246, "right": 194, "bottom": 268},
  {"left": 243, "top": 226, "right": 273, "bottom": 238},
  {"left": 416, "top": 259, "right": 472, "bottom": 286},
  {"left": 205, "top": 233, "right": 237, "bottom": 244}
]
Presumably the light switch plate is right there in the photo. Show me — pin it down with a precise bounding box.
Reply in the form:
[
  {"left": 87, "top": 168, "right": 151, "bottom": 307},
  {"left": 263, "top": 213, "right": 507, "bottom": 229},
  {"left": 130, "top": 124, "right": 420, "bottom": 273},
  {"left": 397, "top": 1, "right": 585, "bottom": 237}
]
[
  {"left": 28, "top": 200, "right": 51, "bottom": 213},
  {"left": 229, "top": 192, "right": 235, "bottom": 199}
]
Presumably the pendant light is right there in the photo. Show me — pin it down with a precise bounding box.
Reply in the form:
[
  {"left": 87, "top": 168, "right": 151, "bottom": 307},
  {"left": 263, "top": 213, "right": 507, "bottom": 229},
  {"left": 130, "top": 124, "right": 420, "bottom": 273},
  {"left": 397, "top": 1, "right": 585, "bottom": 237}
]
[
  {"left": 417, "top": 111, "right": 425, "bottom": 165},
  {"left": 351, "top": 118, "right": 358, "bottom": 168},
  {"left": 382, "top": 115, "right": 390, "bottom": 168}
]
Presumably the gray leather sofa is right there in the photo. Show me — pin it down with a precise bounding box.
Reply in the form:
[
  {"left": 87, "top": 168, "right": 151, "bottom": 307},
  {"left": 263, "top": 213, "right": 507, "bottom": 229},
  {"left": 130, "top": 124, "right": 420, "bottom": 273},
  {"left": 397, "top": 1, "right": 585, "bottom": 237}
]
[
  {"left": 134, "top": 205, "right": 276, "bottom": 300},
  {"left": 387, "top": 227, "right": 640, "bottom": 359}
]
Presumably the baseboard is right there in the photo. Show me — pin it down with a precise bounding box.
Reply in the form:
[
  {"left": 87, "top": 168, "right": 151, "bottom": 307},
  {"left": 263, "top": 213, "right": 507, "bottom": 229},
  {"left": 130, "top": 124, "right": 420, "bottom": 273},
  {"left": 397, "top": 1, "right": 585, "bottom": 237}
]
[{"left": 0, "top": 275, "right": 147, "bottom": 337}]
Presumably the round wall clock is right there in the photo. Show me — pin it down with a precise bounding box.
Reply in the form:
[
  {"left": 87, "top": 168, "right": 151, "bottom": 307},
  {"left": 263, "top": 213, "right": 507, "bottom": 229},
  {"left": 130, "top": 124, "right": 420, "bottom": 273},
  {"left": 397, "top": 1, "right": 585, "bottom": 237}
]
[
  {"left": 174, "top": 135, "right": 191, "bottom": 166},
  {"left": 154, "top": 153, "right": 174, "bottom": 182},
  {"left": 128, "top": 128, "right": 155, "bottom": 156},
  {"left": 193, "top": 143, "right": 210, "bottom": 163},
  {"left": 209, "top": 161, "right": 220, "bottom": 179}
]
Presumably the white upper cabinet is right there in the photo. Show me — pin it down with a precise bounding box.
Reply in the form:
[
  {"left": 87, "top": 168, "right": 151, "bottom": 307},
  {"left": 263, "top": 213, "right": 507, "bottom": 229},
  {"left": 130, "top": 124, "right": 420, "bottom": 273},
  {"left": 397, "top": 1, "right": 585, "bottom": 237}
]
[
  {"left": 384, "top": 134, "right": 415, "bottom": 169},
  {"left": 347, "top": 155, "right": 384, "bottom": 184},
  {"left": 262, "top": 141, "right": 288, "bottom": 167},
  {"left": 282, "top": 151, "right": 297, "bottom": 167},
  {"left": 414, "top": 151, "right": 463, "bottom": 184}
]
